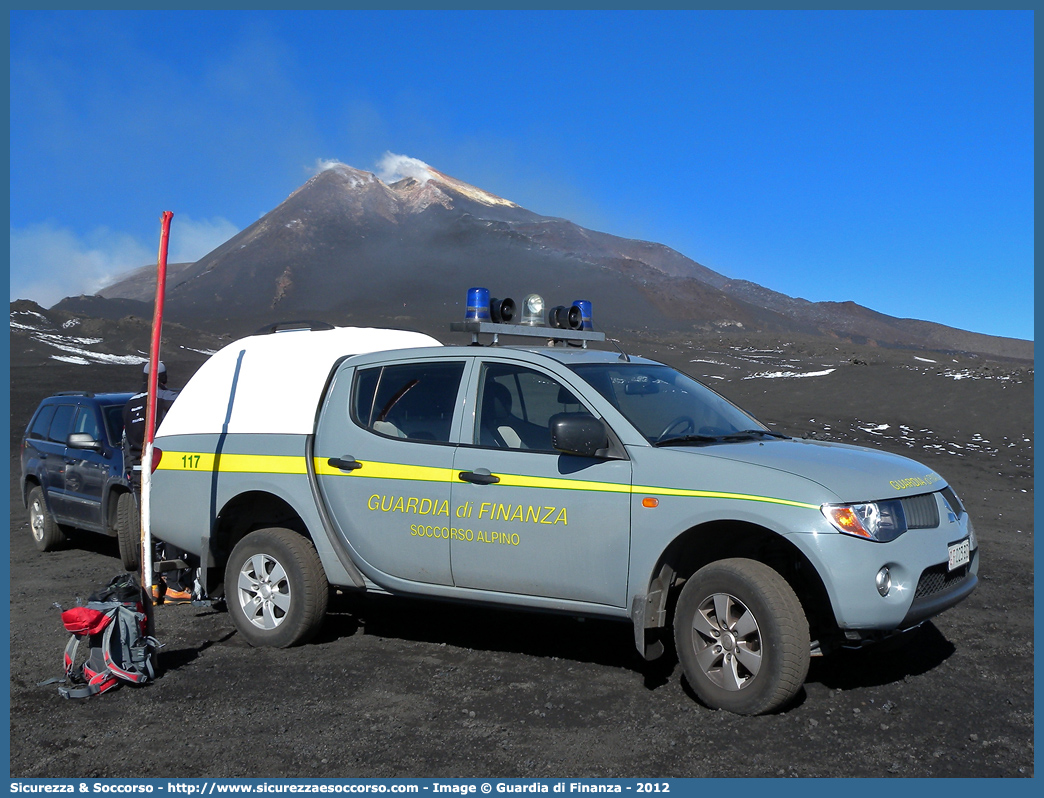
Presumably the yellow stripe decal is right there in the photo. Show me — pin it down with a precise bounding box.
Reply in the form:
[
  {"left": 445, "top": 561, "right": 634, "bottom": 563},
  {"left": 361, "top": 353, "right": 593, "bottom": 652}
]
[
  {"left": 157, "top": 452, "right": 817, "bottom": 510},
  {"left": 316, "top": 460, "right": 455, "bottom": 483},
  {"left": 157, "top": 452, "right": 308, "bottom": 474},
  {"left": 495, "top": 473, "right": 631, "bottom": 494},
  {"left": 632, "top": 485, "right": 818, "bottom": 509}
]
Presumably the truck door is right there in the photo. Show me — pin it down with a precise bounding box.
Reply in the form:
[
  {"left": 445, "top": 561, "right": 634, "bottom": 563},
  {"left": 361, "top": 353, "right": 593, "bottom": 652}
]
[
  {"left": 450, "top": 360, "right": 632, "bottom": 608},
  {"left": 314, "top": 357, "right": 468, "bottom": 587}
]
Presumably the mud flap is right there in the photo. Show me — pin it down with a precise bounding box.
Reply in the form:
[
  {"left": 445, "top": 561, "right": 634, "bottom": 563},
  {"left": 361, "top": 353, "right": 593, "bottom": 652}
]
[
  {"left": 631, "top": 593, "right": 666, "bottom": 661},
  {"left": 631, "top": 564, "right": 675, "bottom": 661}
]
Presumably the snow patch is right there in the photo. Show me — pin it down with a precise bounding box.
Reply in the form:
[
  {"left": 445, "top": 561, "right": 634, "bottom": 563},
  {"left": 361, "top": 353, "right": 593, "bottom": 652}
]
[
  {"left": 19, "top": 324, "right": 149, "bottom": 366},
  {"left": 743, "top": 369, "right": 835, "bottom": 380},
  {"left": 42, "top": 338, "right": 147, "bottom": 364},
  {"left": 50, "top": 355, "right": 90, "bottom": 365},
  {"left": 856, "top": 423, "right": 891, "bottom": 435},
  {"left": 13, "top": 310, "right": 48, "bottom": 321},
  {"left": 34, "top": 332, "right": 103, "bottom": 346}
]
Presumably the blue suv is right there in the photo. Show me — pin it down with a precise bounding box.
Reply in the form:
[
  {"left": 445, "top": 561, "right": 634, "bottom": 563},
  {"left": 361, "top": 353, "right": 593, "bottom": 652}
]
[{"left": 20, "top": 392, "right": 140, "bottom": 569}]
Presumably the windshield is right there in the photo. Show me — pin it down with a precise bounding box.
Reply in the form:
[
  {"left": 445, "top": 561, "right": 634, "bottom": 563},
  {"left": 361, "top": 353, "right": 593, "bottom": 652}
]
[{"left": 569, "top": 363, "right": 775, "bottom": 445}]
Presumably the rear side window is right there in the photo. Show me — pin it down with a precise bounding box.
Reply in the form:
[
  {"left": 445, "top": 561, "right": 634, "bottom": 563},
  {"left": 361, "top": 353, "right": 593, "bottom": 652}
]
[
  {"left": 28, "top": 405, "right": 57, "bottom": 440},
  {"left": 47, "top": 404, "right": 76, "bottom": 444},
  {"left": 352, "top": 361, "right": 465, "bottom": 443}
]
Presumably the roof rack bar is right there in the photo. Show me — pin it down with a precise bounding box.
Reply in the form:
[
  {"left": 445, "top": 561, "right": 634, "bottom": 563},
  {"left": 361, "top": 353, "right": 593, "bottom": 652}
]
[
  {"left": 252, "top": 320, "right": 336, "bottom": 335},
  {"left": 450, "top": 321, "right": 605, "bottom": 348}
]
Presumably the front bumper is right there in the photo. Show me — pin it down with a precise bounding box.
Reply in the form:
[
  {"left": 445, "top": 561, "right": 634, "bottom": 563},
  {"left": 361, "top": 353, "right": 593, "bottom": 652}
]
[
  {"left": 900, "top": 549, "right": 979, "bottom": 628},
  {"left": 788, "top": 506, "right": 979, "bottom": 631}
]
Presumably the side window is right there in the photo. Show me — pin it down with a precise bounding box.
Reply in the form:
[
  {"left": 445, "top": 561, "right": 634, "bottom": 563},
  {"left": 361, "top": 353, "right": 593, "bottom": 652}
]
[
  {"left": 73, "top": 407, "right": 103, "bottom": 441},
  {"left": 47, "top": 404, "right": 76, "bottom": 444},
  {"left": 475, "top": 363, "right": 593, "bottom": 451},
  {"left": 29, "top": 405, "right": 57, "bottom": 440},
  {"left": 103, "top": 405, "right": 126, "bottom": 446},
  {"left": 352, "top": 361, "right": 465, "bottom": 443}
]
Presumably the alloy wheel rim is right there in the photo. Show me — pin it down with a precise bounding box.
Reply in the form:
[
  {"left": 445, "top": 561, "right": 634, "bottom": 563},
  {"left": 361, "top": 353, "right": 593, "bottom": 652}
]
[
  {"left": 691, "top": 592, "right": 763, "bottom": 691},
  {"left": 30, "top": 500, "right": 45, "bottom": 542},
  {"left": 236, "top": 553, "right": 292, "bottom": 630}
]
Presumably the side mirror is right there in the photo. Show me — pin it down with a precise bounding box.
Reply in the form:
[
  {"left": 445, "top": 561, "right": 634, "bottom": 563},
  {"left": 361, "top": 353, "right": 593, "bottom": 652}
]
[
  {"left": 67, "top": 432, "right": 101, "bottom": 451},
  {"left": 550, "top": 414, "right": 610, "bottom": 458}
]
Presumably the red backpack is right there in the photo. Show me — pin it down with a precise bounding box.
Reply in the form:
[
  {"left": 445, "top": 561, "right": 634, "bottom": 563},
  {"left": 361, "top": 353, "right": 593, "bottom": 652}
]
[{"left": 52, "top": 573, "right": 161, "bottom": 699}]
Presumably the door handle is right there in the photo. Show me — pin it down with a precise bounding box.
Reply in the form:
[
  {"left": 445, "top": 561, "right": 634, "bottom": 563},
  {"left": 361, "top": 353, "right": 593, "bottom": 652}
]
[
  {"left": 328, "top": 456, "right": 362, "bottom": 472},
  {"left": 458, "top": 469, "right": 500, "bottom": 485}
]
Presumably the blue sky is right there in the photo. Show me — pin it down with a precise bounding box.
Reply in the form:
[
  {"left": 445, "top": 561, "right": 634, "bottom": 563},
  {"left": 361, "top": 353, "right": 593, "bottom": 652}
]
[{"left": 9, "top": 10, "right": 1034, "bottom": 341}]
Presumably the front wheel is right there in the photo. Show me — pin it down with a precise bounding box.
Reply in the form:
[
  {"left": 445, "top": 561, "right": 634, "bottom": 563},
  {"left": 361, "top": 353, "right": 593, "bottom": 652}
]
[
  {"left": 116, "top": 492, "right": 141, "bottom": 571},
  {"left": 28, "top": 486, "right": 65, "bottom": 552},
  {"left": 674, "top": 558, "right": 810, "bottom": 715},
  {"left": 225, "top": 528, "right": 329, "bottom": 648}
]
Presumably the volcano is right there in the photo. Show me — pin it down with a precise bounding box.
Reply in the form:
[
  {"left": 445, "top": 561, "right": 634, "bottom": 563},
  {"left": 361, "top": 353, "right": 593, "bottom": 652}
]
[{"left": 95, "top": 161, "right": 1031, "bottom": 359}]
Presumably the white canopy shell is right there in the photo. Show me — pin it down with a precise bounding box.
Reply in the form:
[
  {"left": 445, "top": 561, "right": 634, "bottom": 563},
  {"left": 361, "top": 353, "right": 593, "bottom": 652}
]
[{"left": 158, "top": 326, "right": 442, "bottom": 437}]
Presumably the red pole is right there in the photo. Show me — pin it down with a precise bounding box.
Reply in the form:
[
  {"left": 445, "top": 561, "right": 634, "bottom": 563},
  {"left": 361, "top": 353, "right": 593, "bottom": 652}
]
[
  {"left": 142, "top": 211, "right": 173, "bottom": 595},
  {"left": 146, "top": 211, "right": 174, "bottom": 445}
]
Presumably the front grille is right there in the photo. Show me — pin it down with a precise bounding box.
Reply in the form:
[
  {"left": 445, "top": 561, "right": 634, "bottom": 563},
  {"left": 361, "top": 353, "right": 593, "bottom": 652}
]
[
  {"left": 901, "top": 493, "right": 940, "bottom": 529},
  {"left": 914, "top": 559, "right": 971, "bottom": 599}
]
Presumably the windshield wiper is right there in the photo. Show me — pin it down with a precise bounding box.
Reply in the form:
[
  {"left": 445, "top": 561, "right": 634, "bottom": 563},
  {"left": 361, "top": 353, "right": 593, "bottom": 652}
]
[
  {"left": 719, "top": 429, "right": 790, "bottom": 441},
  {"left": 653, "top": 429, "right": 789, "bottom": 447},
  {"left": 652, "top": 434, "right": 721, "bottom": 447}
]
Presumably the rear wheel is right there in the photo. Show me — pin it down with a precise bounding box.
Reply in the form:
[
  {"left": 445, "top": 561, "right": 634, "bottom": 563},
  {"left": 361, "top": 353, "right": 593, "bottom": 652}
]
[
  {"left": 225, "top": 527, "right": 329, "bottom": 648},
  {"left": 675, "top": 558, "right": 810, "bottom": 715},
  {"left": 116, "top": 492, "right": 141, "bottom": 571},
  {"left": 28, "top": 486, "right": 65, "bottom": 552}
]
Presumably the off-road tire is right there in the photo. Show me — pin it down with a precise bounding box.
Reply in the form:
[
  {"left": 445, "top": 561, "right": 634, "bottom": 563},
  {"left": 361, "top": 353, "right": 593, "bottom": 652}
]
[
  {"left": 28, "top": 486, "right": 65, "bottom": 552},
  {"left": 116, "top": 491, "right": 141, "bottom": 571},
  {"left": 675, "top": 558, "right": 810, "bottom": 715},
  {"left": 225, "top": 527, "right": 329, "bottom": 648}
]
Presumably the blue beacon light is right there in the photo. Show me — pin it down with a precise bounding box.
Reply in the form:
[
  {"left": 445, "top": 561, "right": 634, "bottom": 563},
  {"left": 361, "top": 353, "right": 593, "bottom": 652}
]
[
  {"left": 465, "top": 287, "right": 491, "bottom": 321},
  {"left": 572, "top": 300, "right": 593, "bottom": 330}
]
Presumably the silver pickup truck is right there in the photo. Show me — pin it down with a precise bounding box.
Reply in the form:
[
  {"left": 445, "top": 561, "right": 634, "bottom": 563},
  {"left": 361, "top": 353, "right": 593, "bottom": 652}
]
[{"left": 149, "top": 314, "right": 977, "bottom": 714}]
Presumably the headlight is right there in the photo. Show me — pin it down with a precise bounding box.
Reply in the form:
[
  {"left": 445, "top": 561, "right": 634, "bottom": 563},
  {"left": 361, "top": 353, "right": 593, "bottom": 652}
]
[{"left": 822, "top": 500, "right": 908, "bottom": 542}]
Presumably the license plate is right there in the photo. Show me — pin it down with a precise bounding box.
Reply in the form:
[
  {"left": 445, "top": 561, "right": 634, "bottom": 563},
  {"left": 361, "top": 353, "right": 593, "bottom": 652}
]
[{"left": 948, "top": 538, "right": 971, "bottom": 571}]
